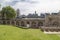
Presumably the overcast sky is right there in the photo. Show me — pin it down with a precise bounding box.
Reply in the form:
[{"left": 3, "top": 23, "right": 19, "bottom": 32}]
[{"left": 0, "top": 0, "right": 60, "bottom": 15}]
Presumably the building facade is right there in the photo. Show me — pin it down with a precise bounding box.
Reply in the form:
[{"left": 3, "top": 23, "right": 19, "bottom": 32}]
[{"left": 0, "top": 10, "right": 60, "bottom": 32}]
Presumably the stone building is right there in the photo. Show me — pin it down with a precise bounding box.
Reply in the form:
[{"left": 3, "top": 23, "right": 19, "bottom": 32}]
[
  {"left": 41, "top": 12, "right": 60, "bottom": 32},
  {"left": 0, "top": 10, "right": 60, "bottom": 32}
]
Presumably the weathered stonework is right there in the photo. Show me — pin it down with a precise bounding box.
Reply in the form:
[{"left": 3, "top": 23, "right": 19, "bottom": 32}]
[{"left": 0, "top": 12, "right": 60, "bottom": 32}]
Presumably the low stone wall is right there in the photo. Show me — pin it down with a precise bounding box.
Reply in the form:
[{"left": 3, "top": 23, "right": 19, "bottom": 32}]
[
  {"left": 41, "top": 27, "right": 60, "bottom": 32},
  {"left": 44, "top": 32, "right": 60, "bottom": 34},
  {"left": 0, "top": 20, "right": 44, "bottom": 29}
]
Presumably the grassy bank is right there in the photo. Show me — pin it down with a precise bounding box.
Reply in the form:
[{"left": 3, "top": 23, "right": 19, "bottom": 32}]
[{"left": 0, "top": 25, "right": 60, "bottom": 40}]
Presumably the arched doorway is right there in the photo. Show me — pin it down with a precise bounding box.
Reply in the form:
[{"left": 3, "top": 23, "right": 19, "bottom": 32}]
[
  {"left": 26, "top": 21, "right": 30, "bottom": 28},
  {"left": 16, "top": 21, "right": 20, "bottom": 26},
  {"left": 3, "top": 21, "right": 6, "bottom": 24},
  {"left": 21, "top": 21, "right": 25, "bottom": 27},
  {"left": 27, "top": 21, "right": 29, "bottom": 24},
  {"left": 0, "top": 21, "right": 3, "bottom": 24},
  {"left": 11, "top": 21, "right": 15, "bottom": 25},
  {"left": 38, "top": 22, "right": 43, "bottom": 26},
  {"left": 31, "top": 22, "right": 36, "bottom": 28},
  {"left": 7, "top": 21, "right": 10, "bottom": 25}
]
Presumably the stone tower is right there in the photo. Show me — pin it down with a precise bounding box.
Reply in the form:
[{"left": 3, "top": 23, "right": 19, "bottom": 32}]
[
  {"left": 16, "top": 9, "right": 20, "bottom": 18},
  {"left": 35, "top": 11, "right": 37, "bottom": 14}
]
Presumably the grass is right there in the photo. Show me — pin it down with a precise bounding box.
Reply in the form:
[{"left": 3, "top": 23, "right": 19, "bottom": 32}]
[{"left": 0, "top": 25, "right": 60, "bottom": 40}]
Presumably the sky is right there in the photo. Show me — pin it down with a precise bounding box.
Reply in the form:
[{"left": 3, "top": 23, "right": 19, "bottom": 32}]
[{"left": 0, "top": 0, "right": 60, "bottom": 15}]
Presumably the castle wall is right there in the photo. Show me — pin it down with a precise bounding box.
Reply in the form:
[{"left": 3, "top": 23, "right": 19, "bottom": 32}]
[
  {"left": 41, "top": 14, "right": 60, "bottom": 32},
  {"left": 0, "top": 18, "right": 45, "bottom": 28}
]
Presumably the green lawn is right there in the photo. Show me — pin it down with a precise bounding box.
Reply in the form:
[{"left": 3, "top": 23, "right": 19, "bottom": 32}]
[{"left": 0, "top": 25, "right": 60, "bottom": 40}]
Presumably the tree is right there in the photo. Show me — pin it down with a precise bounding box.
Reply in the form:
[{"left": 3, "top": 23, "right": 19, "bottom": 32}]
[
  {"left": 1, "top": 6, "right": 16, "bottom": 19},
  {"left": 0, "top": 4, "right": 1, "bottom": 12},
  {"left": 0, "top": 4, "right": 1, "bottom": 8}
]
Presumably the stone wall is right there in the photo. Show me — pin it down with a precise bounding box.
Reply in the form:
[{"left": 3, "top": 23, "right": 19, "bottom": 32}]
[{"left": 0, "top": 18, "right": 45, "bottom": 28}]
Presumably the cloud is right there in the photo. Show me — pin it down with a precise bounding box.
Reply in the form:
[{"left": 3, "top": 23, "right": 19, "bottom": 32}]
[
  {"left": 1, "top": 0, "right": 39, "bottom": 6},
  {"left": 12, "top": 0, "right": 60, "bottom": 15},
  {"left": 1, "top": 0, "right": 60, "bottom": 15},
  {"left": 0, "top": 0, "right": 3, "bottom": 3}
]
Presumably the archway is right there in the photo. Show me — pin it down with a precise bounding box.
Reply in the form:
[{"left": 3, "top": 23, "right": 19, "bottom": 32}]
[
  {"left": 16, "top": 21, "right": 19, "bottom": 26},
  {"left": 52, "top": 21, "right": 59, "bottom": 27},
  {"left": 0, "top": 21, "right": 2, "bottom": 24},
  {"left": 38, "top": 21, "right": 43, "bottom": 26},
  {"left": 26, "top": 21, "right": 30, "bottom": 28},
  {"left": 27, "top": 21, "right": 29, "bottom": 24},
  {"left": 11, "top": 21, "right": 15, "bottom": 25},
  {"left": 31, "top": 21, "right": 36, "bottom": 28},
  {"left": 21, "top": 21, "right": 25, "bottom": 27},
  {"left": 3, "top": 21, "right": 6, "bottom": 24},
  {"left": 7, "top": 21, "right": 10, "bottom": 25}
]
